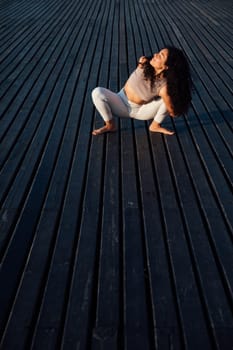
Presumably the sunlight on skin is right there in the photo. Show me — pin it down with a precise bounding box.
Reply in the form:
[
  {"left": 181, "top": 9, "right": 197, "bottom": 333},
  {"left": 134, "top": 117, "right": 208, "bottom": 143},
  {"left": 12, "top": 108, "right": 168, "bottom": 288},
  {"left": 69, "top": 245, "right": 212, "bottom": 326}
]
[
  {"left": 92, "top": 120, "right": 117, "bottom": 135},
  {"left": 149, "top": 120, "right": 175, "bottom": 135},
  {"left": 92, "top": 120, "right": 174, "bottom": 136}
]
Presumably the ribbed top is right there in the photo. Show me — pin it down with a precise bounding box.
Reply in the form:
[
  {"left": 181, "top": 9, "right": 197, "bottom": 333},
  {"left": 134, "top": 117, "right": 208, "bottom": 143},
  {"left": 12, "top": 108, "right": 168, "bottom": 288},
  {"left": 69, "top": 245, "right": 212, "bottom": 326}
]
[{"left": 127, "top": 66, "right": 166, "bottom": 102}]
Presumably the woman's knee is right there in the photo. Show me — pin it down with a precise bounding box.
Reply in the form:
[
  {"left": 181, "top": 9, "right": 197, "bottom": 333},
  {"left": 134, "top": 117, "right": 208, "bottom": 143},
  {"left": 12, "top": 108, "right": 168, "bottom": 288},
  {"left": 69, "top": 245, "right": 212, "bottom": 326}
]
[{"left": 91, "top": 87, "right": 105, "bottom": 103}]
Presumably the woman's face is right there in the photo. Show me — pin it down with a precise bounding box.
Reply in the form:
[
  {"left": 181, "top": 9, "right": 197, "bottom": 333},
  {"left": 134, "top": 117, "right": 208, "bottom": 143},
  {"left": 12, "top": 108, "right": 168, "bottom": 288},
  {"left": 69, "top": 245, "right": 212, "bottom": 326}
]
[{"left": 150, "top": 48, "right": 169, "bottom": 72}]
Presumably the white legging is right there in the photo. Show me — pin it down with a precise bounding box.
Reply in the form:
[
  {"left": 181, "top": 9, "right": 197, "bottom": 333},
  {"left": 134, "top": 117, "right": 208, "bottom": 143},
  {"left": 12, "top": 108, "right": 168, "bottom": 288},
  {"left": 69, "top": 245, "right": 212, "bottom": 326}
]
[{"left": 92, "top": 87, "right": 168, "bottom": 124}]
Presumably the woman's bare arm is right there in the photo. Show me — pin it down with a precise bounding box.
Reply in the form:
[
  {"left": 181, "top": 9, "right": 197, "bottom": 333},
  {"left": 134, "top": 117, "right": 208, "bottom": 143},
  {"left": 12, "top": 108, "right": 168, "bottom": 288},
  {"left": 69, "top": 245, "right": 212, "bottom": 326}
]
[{"left": 159, "top": 85, "right": 176, "bottom": 117}]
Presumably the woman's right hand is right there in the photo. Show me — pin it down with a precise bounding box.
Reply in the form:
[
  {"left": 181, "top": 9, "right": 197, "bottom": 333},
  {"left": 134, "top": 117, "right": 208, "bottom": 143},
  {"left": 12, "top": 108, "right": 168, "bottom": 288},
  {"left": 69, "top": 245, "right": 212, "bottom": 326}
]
[
  {"left": 138, "top": 56, "right": 147, "bottom": 63},
  {"left": 138, "top": 56, "right": 148, "bottom": 67}
]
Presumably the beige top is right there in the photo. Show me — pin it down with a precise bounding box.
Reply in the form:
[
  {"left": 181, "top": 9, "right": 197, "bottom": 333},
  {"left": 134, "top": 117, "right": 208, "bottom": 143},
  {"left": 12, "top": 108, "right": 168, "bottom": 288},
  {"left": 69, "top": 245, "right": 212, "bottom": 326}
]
[{"left": 126, "top": 67, "right": 166, "bottom": 102}]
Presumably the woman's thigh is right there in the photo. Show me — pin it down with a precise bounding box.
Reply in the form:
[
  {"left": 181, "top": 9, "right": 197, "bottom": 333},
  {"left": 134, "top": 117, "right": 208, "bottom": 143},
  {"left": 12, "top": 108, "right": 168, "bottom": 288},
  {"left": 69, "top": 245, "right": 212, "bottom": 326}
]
[
  {"left": 131, "top": 98, "right": 167, "bottom": 122},
  {"left": 95, "top": 87, "right": 130, "bottom": 117}
]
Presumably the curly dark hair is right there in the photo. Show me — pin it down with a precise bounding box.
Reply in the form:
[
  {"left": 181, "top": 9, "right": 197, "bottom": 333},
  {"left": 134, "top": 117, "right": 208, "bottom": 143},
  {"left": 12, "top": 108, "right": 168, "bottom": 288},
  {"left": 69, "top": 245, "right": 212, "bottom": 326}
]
[{"left": 142, "top": 47, "right": 193, "bottom": 116}]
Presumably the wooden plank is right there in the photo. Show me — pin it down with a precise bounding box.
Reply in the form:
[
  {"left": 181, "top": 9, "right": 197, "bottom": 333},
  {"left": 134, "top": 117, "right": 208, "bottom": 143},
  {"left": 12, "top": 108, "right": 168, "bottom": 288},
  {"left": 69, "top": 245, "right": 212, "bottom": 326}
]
[
  {"left": 0, "top": 0, "right": 110, "bottom": 348},
  {"left": 0, "top": 0, "right": 79, "bottom": 142},
  {"left": 149, "top": 133, "right": 216, "bottom": 349},
  {"left": 164, "top": 126, "right": 233, "bottom": 348},
  {"left": 119, "top": 3, "right": 152, "bottom": 349},
  {"left": 0, "top": 0, "right": 90, "bottom": 252},
  {"left": 30, "top": 1, "right": 115, "bottom": 348},
  {"left": 134, "top": 123, "right": 184, "bottom": 349},
  {"left": 91, "top": 3, "right": 121, "bottom": 350}
]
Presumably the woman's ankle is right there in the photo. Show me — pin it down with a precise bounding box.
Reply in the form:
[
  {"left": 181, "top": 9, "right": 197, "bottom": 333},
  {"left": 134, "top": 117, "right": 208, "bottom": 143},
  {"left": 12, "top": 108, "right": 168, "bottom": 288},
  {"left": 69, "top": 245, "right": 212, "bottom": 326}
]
[{"left": 105, "top": 120, "right": 116, "bottom": 130}]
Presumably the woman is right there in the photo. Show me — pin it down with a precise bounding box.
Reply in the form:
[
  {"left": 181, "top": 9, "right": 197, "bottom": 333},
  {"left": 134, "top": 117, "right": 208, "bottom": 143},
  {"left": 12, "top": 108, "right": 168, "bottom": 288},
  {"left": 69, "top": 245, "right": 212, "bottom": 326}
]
[{"left": 92, "top": 46, "right": 192, "bottom": 136}]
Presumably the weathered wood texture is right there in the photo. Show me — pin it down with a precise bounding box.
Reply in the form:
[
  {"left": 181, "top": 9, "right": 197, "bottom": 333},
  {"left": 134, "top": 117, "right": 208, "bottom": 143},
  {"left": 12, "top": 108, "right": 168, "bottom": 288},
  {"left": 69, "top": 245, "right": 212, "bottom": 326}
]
[{"left": 0, "top": 0, "right": 233, "bottom": 349}]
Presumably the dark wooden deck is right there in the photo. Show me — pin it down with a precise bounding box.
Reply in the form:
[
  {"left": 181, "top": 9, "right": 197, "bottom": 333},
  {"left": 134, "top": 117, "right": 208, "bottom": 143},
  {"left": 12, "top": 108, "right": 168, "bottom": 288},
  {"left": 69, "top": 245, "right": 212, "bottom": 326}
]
[{"left": 0, "top": 0, "right": 233, "bottom": 349}]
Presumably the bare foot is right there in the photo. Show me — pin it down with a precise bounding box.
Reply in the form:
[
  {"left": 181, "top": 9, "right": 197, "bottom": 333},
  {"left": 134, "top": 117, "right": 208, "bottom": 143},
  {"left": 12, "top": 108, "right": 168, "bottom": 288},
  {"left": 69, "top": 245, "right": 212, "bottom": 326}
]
[
  {"left": 92, "top": 120, "right": 117, "bottom": 135},
  {"left": 149, "top": 121, "right": 175, "bottom": 135}
]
